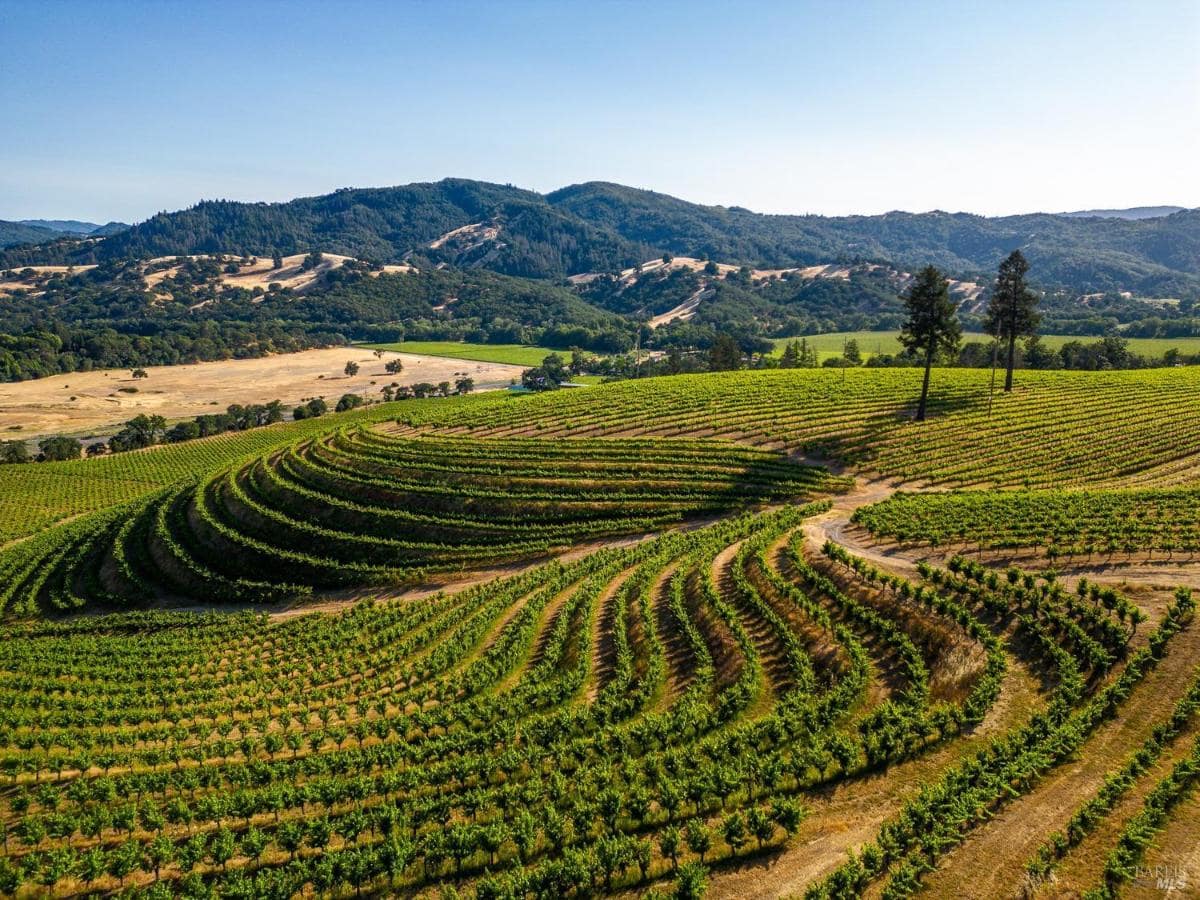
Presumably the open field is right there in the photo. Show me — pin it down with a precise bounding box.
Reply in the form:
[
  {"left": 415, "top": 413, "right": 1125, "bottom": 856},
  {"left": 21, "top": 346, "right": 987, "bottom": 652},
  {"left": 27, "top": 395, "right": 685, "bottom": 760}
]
[
  {"left": 771, "top": 330, "right": 1200, "bottom": 361},
  {"left": 0, "top": 347, "right": 523, "bottom": 439},
  {"left": 2, "top": 365, "right": 1200, "bottom": 898},
  {"left": 362, "top": 340, "right": 563, "bottom": 367}
]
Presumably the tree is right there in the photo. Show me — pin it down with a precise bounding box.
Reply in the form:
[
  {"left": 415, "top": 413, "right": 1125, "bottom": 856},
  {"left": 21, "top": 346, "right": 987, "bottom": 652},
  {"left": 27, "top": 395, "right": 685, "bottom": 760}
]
[
  {"left": 985, "top": 249, "right": 1041, "bottom": 391},
  {"left": 335, "top": 393, "right": 364, "bottom": 412},
  {"left": 779, "top": 341, "right": 801, "bottom": 369},
  {"left": 1024, "top": 334, "right": 1057, "bottom": 369},
  {"left": 522, "top": 353, "right": 568, "bottom": 391},
  {"left": 38, "top": 436, "right": 82, "bottom": 461},
  {"left": 292, "top": 397, "right": 327, "bottom": 420},
  {"left": 898, "top": 265, "right": 961, "bottom": 422},
  {"left": 344, "top": 360, "right": 360, "bottom": 377},
  {"left": 454, "top": 376, "right": 474, "bottom": 394},
  {"left": 109, "top": 414, "right": 168, "bottom": 452},
  {"left": 0, "top": 440, "right": 29, "bottom": 464},
  {"left": 384, "top": 359, "right": 404, "bottom": 374},
  {"left": 708, "top": 334, "right": 742, "bottom": 371},
  {"left": 843, "top": 339, "right": 862, "bottom": 366},
  {"left": 131, "top": 368, "right": 148, "bottom": 379},
  {"left": 271, "top": 252, "right": 283, "bottom": 270},
  {"left": 166, "top": 420, "right": 202, "bottom": 443},
  {"left": 570, "top": 348, "right": 589, "bottom": 375}
]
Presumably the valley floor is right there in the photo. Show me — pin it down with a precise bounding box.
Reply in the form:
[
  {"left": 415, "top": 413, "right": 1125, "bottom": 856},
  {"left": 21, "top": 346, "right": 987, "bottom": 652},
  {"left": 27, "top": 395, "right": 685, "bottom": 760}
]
[{"left": 0, "top": 347, "right": 524, "bottom": 438}]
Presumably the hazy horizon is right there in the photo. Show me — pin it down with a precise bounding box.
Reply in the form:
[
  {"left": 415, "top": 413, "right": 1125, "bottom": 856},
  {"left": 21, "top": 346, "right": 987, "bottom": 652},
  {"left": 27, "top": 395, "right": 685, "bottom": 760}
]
[
  {"left": 2, "top": 0, "right": 1197, "bottom": 223},
  {"left": 3, "top": 180, "right": 1194, "bottom": 231}
]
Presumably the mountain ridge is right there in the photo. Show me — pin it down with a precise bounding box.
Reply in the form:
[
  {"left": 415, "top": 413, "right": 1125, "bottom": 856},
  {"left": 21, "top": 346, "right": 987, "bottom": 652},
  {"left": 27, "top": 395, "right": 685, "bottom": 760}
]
[
  {"left": 2, "top": 179, "right": 1198, "bottom": 298},
  {"left": 1060, "top": 205, "right": 1188, "bottom": 220}
]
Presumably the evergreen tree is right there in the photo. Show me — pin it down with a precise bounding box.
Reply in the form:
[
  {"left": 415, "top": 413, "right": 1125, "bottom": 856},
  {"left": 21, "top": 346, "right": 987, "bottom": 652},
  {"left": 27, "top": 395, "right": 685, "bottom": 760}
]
[
  {"left": 708, "top": 334, "right": 742, "bottom": 371},
  {"left": 799, "top": 337, "right": 818, "bottom": 368},
  {"left": 985, "top": 250, "right": 1041, "bottom": 391},
  {"left": 899, "top": 265, "right": 961, "bottom": 422}
]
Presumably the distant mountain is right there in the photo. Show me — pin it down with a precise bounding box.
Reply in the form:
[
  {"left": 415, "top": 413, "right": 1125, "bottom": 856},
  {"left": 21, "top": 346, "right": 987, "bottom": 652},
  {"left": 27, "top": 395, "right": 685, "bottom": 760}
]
[
  {"left": 1, "top": 218, "right": 128, "bottom": 247},
  {"left": 1061, "top": 206, "right": 1188, "bottom": 220},
  {"left": 16, "top": 218, "right": 129, "bottom": 235},
  {"left": 89, "top": 221, "right": 131, "bottom": 236},
  {"left": 2, "top": 179, "right": 1198, "bottom": 298},
  {"left": 18, "top": 218, "right": 102, "bottom": 234},
  {"left": 0, "top": 220, "right": 62, "bottom": 248}
]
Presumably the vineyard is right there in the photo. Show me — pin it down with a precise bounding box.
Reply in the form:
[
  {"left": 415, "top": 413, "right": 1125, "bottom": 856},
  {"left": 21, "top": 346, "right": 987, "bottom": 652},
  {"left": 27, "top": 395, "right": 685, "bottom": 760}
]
[
  {"left": 411, "top": 367, "right": 1200, "bottom": 489},
  {"left": 1, "top": 365, "right": 1200, "bottom": 897},
  {"left": 0, "top": 429, "right": 839, "bottom": 616},
  {"left": 855, "top": 488, "right": 1200, "bottom": 561}
]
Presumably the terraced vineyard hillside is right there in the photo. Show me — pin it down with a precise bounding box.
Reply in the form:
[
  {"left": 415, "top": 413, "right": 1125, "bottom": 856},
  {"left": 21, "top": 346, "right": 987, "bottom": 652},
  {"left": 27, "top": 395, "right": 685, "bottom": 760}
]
[
  {"left": 1, "top": 366, "right": 1200, "bottom": 898},
  {"left": 0, "top": 430, "right": 839, "bottom": 616}
]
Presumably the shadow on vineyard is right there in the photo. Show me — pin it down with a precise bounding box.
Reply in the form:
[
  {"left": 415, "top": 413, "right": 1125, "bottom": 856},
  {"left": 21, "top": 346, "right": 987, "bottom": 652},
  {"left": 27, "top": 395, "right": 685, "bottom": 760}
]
[{"left": 0, "top": 429, "right": 845, "bottom": 616}]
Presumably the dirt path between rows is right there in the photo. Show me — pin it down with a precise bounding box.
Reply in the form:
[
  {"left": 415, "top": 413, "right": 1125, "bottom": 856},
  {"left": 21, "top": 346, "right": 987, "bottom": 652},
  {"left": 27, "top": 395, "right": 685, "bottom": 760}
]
[
  {"left": 920, "top": 600, "right": 1200, "bottom": 898},
  {"left": 708, "top": 645, "right": 1046, "bottom": 899},
  {"left": 708, "top": 470, "right": 1200, "bottom": 899}
]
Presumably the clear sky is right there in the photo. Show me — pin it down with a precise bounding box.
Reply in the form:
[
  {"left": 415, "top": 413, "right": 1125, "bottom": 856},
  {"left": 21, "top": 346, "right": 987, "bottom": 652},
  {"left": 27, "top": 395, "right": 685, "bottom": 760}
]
[{"left": 2, "top": 0, "right": 1197, "bottom": 223}]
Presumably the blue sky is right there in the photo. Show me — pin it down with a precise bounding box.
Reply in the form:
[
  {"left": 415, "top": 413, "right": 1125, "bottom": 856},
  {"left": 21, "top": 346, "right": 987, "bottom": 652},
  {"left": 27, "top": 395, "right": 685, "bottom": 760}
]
[{"left": 2, "top": 0, "right": 1197, "bottom": 222}]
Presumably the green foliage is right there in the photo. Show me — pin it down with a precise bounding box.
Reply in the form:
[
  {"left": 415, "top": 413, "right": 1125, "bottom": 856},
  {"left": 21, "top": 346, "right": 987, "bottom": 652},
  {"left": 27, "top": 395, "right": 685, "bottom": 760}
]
[
  {"left": 37, "top": 436, "right": 81, "bottom": 461},
  {"left": 0, "top": 429, "right": 838, "bottom": 615},
  {"left": 521, "top": 353, "right": 569, "bottom": 390}
]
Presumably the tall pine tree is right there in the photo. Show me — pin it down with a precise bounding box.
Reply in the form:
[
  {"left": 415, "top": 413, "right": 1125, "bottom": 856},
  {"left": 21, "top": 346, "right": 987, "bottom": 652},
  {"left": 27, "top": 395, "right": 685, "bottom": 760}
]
[
  {"left": 899, "top": 266, "right": 961, "bottom": 422},
  {"left": 985, "top": 250, "right": 1040, "bottom": 392}
]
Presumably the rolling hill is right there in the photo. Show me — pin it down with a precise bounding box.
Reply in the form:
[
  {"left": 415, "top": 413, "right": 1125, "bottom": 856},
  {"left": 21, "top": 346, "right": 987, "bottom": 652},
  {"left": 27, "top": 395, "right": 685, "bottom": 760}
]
[
  {"left": 0, "top": 219, "right": 128, "bottom": 247},
  {"left": 3, "top": 180, "right": 1198, "bottom": 298},
  {"left": 1061, "top": 205, "right": 1188, "bottom": 220}
]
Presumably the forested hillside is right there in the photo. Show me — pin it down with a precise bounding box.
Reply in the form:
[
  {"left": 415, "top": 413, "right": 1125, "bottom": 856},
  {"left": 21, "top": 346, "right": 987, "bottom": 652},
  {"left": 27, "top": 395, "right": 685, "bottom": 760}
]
[
  {"left": 4, "top": 179, "right": 1198, "bottom": 297},
  {"left": 0, "top": 257, "right": 628, "bottom": 381},
  {"left": 0, "top": 220, "right": 62, "bottom": 247}
]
